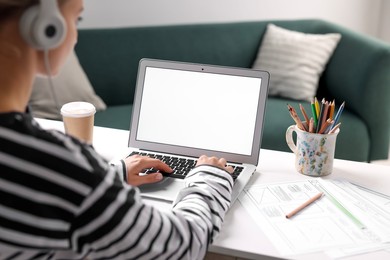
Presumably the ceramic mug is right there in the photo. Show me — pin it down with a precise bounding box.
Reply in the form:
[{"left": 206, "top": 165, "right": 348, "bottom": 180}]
[{"left": 286, "top": 125, "right": 340, "bottom": 176}]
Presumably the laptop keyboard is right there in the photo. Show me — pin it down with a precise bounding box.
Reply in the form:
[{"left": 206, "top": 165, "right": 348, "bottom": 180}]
[{"left": 128, "top": 151, "right": 243, "bottom": 181}]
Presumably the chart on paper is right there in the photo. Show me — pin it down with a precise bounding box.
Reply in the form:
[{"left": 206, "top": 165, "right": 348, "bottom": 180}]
[{"left": 238, "top": 178, "right": 390, "bottom": 256}]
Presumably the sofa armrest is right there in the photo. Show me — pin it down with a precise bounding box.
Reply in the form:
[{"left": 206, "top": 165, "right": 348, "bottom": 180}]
[{"left": 318, "top": 21, "right": 390, "bottom": 160}]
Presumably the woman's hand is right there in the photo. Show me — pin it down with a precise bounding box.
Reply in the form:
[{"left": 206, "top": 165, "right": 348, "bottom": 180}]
[
  {"left": 124, "top": 155, "right": 172, "bottom": 186},
  {"left": 196, "top": 155, "right": 234, "bottom": 174}
]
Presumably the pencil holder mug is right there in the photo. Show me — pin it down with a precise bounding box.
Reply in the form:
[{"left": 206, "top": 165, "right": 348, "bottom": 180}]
[{"left": 286, "top": 125, "right": 340, "bottom": 176}]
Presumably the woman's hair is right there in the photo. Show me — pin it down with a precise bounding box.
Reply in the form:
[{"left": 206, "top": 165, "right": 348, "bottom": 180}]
[
  {"left": 0, "top": 0, "right": 39, "bottom": 20},
  {"left": 0, "top": 0, "right": 39, "bottom": 7},
  {"left": 0, "top": 0, "right": 65, "bottom": 21}
]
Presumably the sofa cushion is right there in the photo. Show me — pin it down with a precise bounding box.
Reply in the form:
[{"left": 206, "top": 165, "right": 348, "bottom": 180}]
[
  {"left": 29, "top": 51, "right": 106, "bottom": 120},
  {"left": 252, "top": 24, "right": 341, "bottom": 101}
]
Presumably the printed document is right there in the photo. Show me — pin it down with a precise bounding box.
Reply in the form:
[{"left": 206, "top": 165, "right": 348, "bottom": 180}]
[{"left": 238, "top": 178, "right": 390, "bottom": 256}]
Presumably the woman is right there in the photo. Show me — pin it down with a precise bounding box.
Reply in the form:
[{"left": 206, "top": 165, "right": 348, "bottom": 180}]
[{"left": 0, "top": 0, "right": 234, "bottom": 259}]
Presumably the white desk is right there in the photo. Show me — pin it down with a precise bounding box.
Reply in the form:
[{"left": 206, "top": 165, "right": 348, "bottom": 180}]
[{"left": 37, "top": 119, "right": 390, "bottom": 260}]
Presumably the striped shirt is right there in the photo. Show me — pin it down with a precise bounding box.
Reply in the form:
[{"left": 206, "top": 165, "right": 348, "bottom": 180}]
[{"left": 0, "top": 112, "right": 233, "bottom": 260}]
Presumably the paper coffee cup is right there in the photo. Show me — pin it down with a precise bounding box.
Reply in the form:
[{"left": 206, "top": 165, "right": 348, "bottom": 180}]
[{"left": 61, "top": 102, "right": 96, "bottom": 144}]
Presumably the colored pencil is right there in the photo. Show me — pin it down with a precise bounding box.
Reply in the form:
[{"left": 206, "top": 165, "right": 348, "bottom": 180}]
[
  {"left": 320, "top": 101, "right": 330, "bottom": 130},
  {"left": 287, "top": 100, "right": 344, "bottom": 135},
  {"left": 314, "top": 97, "right": 320, "bottom": 118},
  {"left": 329, "top": 122, "right": 341, "bottom": 134},
  {"left": 331, "top": 101, "right": 345, "bottom": 129},
  {"left": 316, "top": 99, "right": 325, "bottom": 133},
  {"left": 311, "top": 100, "right": 318, "bottom": 129},
  {"left": 319, "top": 119, "right": 334, "bottom": 134},
  {"left": 309, "top": 118, "right": 314, "bottom": 133},
  {"left": 287, "top": 104, "right": 306, "bottom": 131},
  {"left": 329, "top": 100, "right": 335, "bottom": 119},
  {"left": 299, "top": 104, "right": 310, "bottom": 125}
]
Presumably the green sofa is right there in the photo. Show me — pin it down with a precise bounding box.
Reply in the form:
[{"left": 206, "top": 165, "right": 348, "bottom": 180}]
[{"left": 75, "top": 19, "right": 390, "bottom": 162}]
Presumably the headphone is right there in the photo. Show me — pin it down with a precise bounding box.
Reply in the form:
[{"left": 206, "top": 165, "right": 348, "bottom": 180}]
[{"left": 19, "top": 0, "right": 67, "bottom": 50}]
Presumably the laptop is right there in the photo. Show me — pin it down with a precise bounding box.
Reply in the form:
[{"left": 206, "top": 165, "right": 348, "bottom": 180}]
[{"left": 126, "top": 58, "right": 269, "bottom": 203}]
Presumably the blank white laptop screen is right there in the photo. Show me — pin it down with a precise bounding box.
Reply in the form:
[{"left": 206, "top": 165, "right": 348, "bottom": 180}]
[{"left": 136, "top": 67, "right": 262, "bottom": 156}]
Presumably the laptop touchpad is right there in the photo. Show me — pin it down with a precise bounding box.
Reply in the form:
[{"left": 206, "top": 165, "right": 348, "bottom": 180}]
[{"left": 138, "top": 178, "right": 185, "bottom": 202}]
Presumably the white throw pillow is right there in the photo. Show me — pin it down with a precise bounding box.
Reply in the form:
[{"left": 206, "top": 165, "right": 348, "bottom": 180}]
[
  {"left": 252, "top": 24, "right": 341, "bottom": 101},
  {"left": 29, "top": 51, "right": 106, "bottom": 119}
]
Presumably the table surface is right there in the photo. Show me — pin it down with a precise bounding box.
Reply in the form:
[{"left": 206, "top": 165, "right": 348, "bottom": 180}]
[{"left": 36, "top": 119, "right": 390, "bottom": 260}]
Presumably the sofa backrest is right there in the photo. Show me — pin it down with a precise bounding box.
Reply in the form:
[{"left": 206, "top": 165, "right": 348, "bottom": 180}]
[
  {"left": 74, "top": 19, "right": 349, "bottom": 106},
  {"left": 75, "top": 21, "right": 268, "bottom": 106},
  {"left": 76, "top": 20, "right": 390, "bottom": 160}
]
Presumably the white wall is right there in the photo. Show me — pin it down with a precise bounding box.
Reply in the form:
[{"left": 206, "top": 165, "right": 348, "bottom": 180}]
[
  {"left": 80, "top": 0, "right": 389, "bottom": 43},
  {"left": 378, "top": 0, "right": 390, "bottom": 43}
]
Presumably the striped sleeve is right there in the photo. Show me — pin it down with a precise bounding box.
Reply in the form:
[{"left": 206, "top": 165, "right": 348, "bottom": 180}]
[
  {"left": 64, "top": 164, "right": 233, "bottom": 260},
  {"left": 109, "top": 159, "right": 127, "bottom": 182},
  {"left": 0, "top": 118, "right": 234, "bottom": 259},
  {"left": 173, "top": 165, "right": 234, "bottom": 243}
]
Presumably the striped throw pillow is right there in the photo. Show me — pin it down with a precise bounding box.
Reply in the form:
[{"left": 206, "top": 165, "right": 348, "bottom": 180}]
[
  {"left": 30, "top": 51, "right": 107, "bottom": 120},
  {"left": 252, "top": 24, "right": 341, "bottom": 101}
]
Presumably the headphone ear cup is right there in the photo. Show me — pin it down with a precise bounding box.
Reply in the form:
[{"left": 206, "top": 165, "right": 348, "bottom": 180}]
[
  {"left": 20, "top": 5, "right": 41, "bottom": 49},
  {"left": 33, "top": 9, "right": 66, "bottom": 50},
  {"left": 20, "top": 4, "right": 67, "bottom": 50}
]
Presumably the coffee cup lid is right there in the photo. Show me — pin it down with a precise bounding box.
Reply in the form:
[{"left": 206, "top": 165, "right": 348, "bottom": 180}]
[{"left": 61, "top": 102, "right": 96, "bottom": 118}]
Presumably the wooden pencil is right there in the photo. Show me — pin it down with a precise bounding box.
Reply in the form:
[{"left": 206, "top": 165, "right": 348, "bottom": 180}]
[
  {"left": 299, "top": 104, "right": 310, "bottom": 125},
  {"left": 315, "top": 99, "right": 325, "bottom": 133},
  {"left": 287, "top": 104, "right": 306, "bottom": 131},
  {"left": 286, "top": 192, "right": 324, "bottom": 219},
  {"left": 319, "top": 119, "right": 334, "bottom": 134},
  {"left": 320, "top": 101, "right": 330, "bottom": 130},
  {"left": 309, "top": 118, "right": 314, "bottom": 133},
  {"left": 329, "top": 122, "right": 341, "bottom": 134}
]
